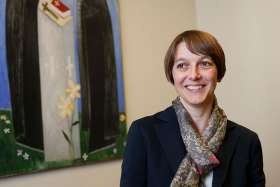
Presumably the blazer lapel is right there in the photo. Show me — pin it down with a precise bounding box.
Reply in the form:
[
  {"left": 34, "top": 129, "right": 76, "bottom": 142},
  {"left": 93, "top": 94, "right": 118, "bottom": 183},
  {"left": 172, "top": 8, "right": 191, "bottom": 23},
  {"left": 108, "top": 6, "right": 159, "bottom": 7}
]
[
  {"left": 154, "top": 107, "right": 186, "bottom": 174},
  {"left": 213, "top": 121, "right": 240, "bottom": 187}
]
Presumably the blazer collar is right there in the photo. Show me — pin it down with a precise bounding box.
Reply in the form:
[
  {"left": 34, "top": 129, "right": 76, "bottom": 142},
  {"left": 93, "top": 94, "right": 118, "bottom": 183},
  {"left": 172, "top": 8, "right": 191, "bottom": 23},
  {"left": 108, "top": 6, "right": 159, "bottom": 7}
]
[
  {"left": 154, "top": 106, "right": 240, "bottom": 186},
  {"left": 154, "top": 106, "right": 186, "bottom": 173}
]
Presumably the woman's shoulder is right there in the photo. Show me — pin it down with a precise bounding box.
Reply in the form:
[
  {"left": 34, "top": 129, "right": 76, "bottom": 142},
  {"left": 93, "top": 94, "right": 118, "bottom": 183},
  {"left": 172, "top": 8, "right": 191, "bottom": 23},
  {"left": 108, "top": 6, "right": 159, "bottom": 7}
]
[
  {"left": 226, "top": 120, "right": 261, "bottom": 143},
  {"left": 131, "top": 106, "right": 175, "bottom": 129}
]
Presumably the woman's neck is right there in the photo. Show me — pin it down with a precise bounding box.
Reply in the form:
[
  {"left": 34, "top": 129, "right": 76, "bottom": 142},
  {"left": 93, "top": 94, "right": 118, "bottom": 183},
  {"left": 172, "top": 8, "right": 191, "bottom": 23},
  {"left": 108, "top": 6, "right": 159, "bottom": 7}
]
[{"left": 179, "top": 97, "right": 214, "bottom": 134}]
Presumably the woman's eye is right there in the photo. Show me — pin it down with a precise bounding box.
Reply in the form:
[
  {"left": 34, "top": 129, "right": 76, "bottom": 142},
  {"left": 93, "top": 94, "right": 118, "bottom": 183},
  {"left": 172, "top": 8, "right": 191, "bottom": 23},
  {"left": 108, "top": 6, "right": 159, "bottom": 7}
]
[
  {"left": 200, "top": 60, "right": 213, "bottom": 68},
  {"left": 176, "top": 63, "right": 189, "bottom": 70}
]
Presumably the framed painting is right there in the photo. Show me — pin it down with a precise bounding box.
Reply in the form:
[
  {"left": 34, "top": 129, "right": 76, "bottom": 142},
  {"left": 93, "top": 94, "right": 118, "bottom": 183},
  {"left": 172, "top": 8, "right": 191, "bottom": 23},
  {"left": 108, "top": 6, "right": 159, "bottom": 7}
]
[{"left": 0, "top": 0, "right": 126, "bottom": 177}]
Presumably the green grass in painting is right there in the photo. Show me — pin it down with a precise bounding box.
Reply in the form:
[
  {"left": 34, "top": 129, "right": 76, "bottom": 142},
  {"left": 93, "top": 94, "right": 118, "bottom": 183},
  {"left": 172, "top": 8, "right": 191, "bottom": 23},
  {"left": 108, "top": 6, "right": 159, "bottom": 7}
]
[
  {"left": 0, "top": 109, "right": 127, "bottom": 177},
  {"left": 0, "top": 109, "right": 18, "bottom": 176},
  {"left": 0, "top": 109, "right": 45, "bottom": 176}
]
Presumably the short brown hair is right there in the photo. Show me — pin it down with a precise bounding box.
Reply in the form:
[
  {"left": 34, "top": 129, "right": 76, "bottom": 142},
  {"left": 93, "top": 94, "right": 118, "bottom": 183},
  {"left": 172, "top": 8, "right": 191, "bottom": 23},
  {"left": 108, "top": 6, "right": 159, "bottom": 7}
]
[{"left": 164, "top": 30, "right": 226, "bottom": 83}]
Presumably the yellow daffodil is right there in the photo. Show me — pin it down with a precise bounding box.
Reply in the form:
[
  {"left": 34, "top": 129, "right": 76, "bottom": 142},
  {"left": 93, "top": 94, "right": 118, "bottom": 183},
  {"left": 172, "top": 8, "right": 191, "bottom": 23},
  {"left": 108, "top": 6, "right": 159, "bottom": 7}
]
[
  {"left": 58, "top": 96, "right": 75, "bottom": 118},
  {"left": 65, "top": 80, "right": 81, "bottom": 100}
]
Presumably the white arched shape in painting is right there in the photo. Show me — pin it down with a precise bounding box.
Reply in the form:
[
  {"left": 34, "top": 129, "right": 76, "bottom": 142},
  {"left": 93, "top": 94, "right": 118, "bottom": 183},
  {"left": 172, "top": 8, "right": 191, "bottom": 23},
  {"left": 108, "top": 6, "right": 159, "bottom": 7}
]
[{"left": 37, "top": 0, "right": 81, "bottom": 161}]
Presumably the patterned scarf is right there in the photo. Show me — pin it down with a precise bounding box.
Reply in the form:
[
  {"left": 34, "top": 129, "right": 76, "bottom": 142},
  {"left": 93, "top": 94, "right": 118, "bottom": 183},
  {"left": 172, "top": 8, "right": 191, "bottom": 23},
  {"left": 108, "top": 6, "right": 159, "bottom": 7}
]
[{"left": 170, "top": 97, "right": 227, "bottom": 187}]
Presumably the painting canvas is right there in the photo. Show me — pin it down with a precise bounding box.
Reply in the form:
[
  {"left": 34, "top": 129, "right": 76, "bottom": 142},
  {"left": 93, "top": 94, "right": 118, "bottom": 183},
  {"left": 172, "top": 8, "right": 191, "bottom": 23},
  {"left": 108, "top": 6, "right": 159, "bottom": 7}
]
[{"left": 0, "top": 0, "right": 126, "bottom": 177}]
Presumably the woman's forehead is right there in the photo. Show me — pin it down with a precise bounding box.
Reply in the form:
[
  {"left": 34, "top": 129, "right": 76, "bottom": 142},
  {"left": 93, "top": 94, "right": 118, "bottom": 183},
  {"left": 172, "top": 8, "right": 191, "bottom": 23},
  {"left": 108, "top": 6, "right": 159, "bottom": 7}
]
[{"left": 175, "top": 42, "right": 210, "bottom": 60}]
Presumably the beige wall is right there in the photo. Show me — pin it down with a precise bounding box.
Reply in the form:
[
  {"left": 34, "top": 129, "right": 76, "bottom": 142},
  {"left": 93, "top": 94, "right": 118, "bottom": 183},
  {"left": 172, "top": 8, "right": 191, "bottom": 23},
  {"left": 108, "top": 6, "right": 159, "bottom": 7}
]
[
  {"left": 0, "top": 0, "right": 196, "bottom": 186},
  {"left": 195, "top": 0, "right": 280, "bottom": 186},
  {"left": 121, "top": 0, "right": 196, "bottom": 122}
]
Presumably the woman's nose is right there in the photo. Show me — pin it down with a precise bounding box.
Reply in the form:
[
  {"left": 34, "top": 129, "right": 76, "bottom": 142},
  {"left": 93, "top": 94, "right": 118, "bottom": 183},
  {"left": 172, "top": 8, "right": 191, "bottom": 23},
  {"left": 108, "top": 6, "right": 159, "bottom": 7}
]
[{"left": 188, "top": 66, "right": 201, "bottom": 80}]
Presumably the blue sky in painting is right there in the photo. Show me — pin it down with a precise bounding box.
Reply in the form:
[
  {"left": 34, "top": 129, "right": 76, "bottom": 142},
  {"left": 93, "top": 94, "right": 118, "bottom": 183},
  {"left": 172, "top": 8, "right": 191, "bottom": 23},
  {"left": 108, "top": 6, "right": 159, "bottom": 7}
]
[
  {"left": 0, "top": 0, "right": 11, "bottom": 109},
  {"left": 106, "top": 0, "right": 125, "bottom": 113}
]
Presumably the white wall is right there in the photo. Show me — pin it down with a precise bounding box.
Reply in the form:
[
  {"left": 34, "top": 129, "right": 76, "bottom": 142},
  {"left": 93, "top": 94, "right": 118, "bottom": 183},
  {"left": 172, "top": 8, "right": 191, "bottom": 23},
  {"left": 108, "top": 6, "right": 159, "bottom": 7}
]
[
  {"left": 195, "top": 0, "right": 280, "bottom": 186},
  {"left": 0, "top": 0, "right": 196, "bottom": 186}
]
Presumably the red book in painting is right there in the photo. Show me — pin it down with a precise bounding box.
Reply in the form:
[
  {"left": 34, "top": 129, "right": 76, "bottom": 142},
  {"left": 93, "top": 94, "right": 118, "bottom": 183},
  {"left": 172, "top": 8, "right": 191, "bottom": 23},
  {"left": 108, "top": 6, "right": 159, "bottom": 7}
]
[{"left": 49, "top": 0, "right": 71, "bottom": 18}]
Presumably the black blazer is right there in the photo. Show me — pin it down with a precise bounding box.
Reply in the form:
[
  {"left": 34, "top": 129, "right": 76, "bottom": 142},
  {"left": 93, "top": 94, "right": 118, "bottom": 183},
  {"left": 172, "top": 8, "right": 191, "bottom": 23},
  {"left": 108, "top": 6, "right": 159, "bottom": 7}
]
[{"left": 120, "top": 106, "right": 265, "bottom": 187}]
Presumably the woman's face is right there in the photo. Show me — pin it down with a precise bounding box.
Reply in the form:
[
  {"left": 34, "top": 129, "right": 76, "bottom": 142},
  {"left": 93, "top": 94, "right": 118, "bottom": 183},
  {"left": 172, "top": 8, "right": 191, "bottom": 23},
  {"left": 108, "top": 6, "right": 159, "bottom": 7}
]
[{"left": 172, "top": 41, "right": 218, "bottom": 108}]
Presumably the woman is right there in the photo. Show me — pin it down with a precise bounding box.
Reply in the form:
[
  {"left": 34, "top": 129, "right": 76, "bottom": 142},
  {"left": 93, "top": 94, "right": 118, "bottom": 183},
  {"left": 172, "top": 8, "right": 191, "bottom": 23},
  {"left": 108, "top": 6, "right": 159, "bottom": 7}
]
[{"left": 120, "top": 30, "right": 265, "bottom": 187}]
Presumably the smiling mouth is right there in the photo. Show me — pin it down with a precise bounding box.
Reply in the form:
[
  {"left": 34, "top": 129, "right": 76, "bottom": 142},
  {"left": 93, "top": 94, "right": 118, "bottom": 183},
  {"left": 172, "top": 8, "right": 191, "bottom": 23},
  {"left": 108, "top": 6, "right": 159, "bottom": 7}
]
[{"left": 184, "top": 85, "right": 205, "bottom": 91}]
